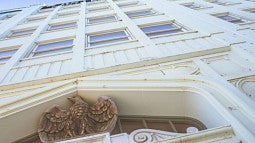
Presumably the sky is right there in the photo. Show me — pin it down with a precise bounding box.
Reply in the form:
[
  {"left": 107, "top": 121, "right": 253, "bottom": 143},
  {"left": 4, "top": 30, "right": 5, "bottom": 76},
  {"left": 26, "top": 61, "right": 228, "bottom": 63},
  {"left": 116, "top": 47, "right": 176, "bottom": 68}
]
[{"left": 0, "top": 0, "right": 76, "bottom": 11}]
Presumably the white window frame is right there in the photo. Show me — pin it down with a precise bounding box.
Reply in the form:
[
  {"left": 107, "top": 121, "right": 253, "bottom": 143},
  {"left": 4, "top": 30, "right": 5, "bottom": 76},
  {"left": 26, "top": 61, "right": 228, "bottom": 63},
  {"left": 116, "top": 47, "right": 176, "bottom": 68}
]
[
  {"left": 140, "top": 22, "right": 185, "bottom": 38},
  {"left": 8, "top": 28, "right": 36, "bottom": 38},
  {"left": 30, "top": 39, "right": 74, "bottom": 57},
  {"left": 126, "top": 9, "right": 157, "bottom": 18},
  {"left": 87, "top": 6, "right": 111, "bottom": 13},
  {"left": 87, "top": 15, "right": 119, "bottom": 24},
  {"left": 212, "top": 12, "right": 246, "bottom": 24},
  {"left": 117, "top": 1, "right": 140, "bottom": 8},
  {"left": 181, "top": 2, "right": 206, "bottom": 10},
  {"left": 48, "top": 21, "right": 77, "bottom": 31},
  {"left": 57, "top": 11, "right": 79, "bottom": 18},
  {"left": 26, "top": 16, "right": 46, "bottom": 23},
  {"left": 243, "top": 8, "right": 255, "bottom": 13},
  {"left": 87, "top": 29, "right": 132, "bottom": 47},
  {"left": 0, "top": 48, "right": 18, "bottom": 63}
]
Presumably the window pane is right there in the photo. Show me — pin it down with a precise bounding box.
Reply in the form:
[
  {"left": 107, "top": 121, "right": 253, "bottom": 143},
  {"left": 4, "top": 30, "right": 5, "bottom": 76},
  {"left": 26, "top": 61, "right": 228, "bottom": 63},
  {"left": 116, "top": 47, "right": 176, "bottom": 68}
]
[
  {"left": 11, "top": 29, "right": 35, "bottom": 37},
  {"left": 33, "top": 47, "right": 72, "bottom": 57},
  {"left": 127, "top": 10, "right": 153, "bottom": 18},
  {"left": 90, "top": 31, "right": 127, "bottom": 42},
  {"left": 0, "top": 49, "right": 17, "bottom": 57},
  {"left": 90, "top": 37, "right": 128, "bottom": 46},
  {"left": 89, "top": 16, "right": 116, "bottom": 23},
  {"left": 49, "top": 22, "right": 76, "bottom": 30},
  {"left": 141, "top": 24, "right": 177, "bottom": 33},
  {"left": 218, "top": 15, "right": 237, "bottom": 21},
  {"left": 146, "top": 29, "right": 182, "bottom": 37},
  {"left": 36, "top": 40, "right": 73, "bottom": 51}
]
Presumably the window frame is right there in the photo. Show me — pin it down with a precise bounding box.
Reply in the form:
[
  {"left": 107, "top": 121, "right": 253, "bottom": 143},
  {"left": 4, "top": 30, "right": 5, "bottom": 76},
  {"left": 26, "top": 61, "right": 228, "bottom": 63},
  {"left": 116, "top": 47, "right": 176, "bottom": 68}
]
[
  {"left": 117, "top": 1, "right": 140, "bottom": 8},
  {"left": 212, "top": 12, "right": 246, "bottom": 24},
  {"left": 140, "top": 22, "right": 185, "bottom": 38},
  {"left": 87, "top": 29, "right": 132, "bottom": 47},
  {"left": 47, "top": 21, "right": 77, "bottom": 31},
  {"left": 0, "top": 48, "right": 18, "bottom": 63},
  {"left": 87, "top": 15, "right": 119, "bottom": 24},
  {"left": 126, "top": 9, "right": 157, "bottom": 18},
  {"left": 26, "top": 16, "right": 46, "bottom": 23},
  {"left": 30, "top": 39, "right": 74, "bottom": 57},
  {"left": 57, "top": 11, "right": 80, "bottom": 18},
  {"left": 87, "top": 6, "right": 111, "bottom": 13},
  {"left": 8, "top": 28, "right": 36, "bottom": 38}
]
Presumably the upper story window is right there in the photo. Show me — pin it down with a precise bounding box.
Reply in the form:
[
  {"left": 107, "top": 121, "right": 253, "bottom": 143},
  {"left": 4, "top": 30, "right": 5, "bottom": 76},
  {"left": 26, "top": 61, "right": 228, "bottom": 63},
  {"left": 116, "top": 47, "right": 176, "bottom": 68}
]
[
  {"left": 243, "top": 8, "right": 255, "bottom": 13},
  {"left": 27, "top": 16, "right": 46, "bottom": 23},
  {"left": 87, "top": 15, "right": 117, "bottom": 24},
  {"left": 181, "top": 2, "right": 209, "bottom": 10},
  {"left": 206, "top": 0, "right": 239, "bottom": 6},
  {"left": 126, "top": 10, "right": 155, "bottom": 18},
  {"left": 57, "top": 12, "right": 79, "bottom": 18},
  {"left": 9, "top": 28, "right": 35, "bottom": 37},
  {"left": 140, "top": 23, "right": 184, "bottom": 37},
  {"left": 48, "top": 22, "right": 77, "bottom": 31},
  {"left": 212, "top": 13, "right": 246, "bottom": 24},
  {"left": 30, "top": 39, "right": 73, "bottom": 57},
  {"left": 87, "top": 6, "right": 110, "bottom": 12},
  {"left": 87, "top": 30, "right": 132, "bottom": 47},
  {"left": 0, "top": 49, "right": 18, "bottom": 63},
  {"left": 117, "top": 2, "right": 139, "bottom": 8}
]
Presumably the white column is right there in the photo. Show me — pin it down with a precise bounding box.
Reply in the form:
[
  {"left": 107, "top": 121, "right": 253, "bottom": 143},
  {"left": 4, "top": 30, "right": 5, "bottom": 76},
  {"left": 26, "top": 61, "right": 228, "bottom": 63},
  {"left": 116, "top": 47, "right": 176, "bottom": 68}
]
[{"left": 70, "top": 2, "right": 86, "bottom": 73}]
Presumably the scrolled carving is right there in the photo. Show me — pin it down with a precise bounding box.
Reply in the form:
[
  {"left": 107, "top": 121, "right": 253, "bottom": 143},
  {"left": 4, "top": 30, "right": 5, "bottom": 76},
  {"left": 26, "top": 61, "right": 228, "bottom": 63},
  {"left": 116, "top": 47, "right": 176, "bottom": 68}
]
[
  {"left": 129, "top": 129, "right": 183, "bottom": 143},
  {"left": 38, "top": 96, "right": 118, "bottom": 143}
]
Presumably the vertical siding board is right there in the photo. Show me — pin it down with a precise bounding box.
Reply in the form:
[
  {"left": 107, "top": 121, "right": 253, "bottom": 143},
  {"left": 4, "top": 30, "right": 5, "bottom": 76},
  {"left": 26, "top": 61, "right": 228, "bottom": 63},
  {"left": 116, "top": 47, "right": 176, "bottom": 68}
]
[
  {"left": 1, "top": 69, "right": 18, "bottom": 83},
  {"left": 114, "top": 51, "right": 128, "bottom": 65},
  {"left": 84, "top": 56, "right": 94, "bottom": 70},
  {"left": 125, "top": 49, "right": 140, "bottom": 63},
  {"left": 59, "top": 60, "right": 71, "bottom": 74},
  {"left": 93, "top": 54, "right": 105, "bottom": 69},
  {"left": 35, "top": 63, "right": 51, "bottom": 78},
  {"left": 23, "top": 66, "right": 39, "bottom": 81},
  {"left": 103, "top": 52, "right": 115, "bottom": 67},
  {"left": 48, "top": 62, "right": 62, "bottom": 76}
]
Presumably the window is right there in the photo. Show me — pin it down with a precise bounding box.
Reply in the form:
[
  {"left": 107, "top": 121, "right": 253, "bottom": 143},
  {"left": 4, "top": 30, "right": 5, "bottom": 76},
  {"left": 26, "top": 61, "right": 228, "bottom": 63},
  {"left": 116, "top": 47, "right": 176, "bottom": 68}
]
[
  {"left": 206, "top": 0, "right": 238, "bottom": 6},
  {"left": 112, "top": 116, "right": 206, "bottom": 135},
  {"left": 9, "top": 29, "right": 35, "bottom": 37},
  {"left": 126, "top": 10, "right": 155, "bottom": 18},
  {"left": 140, "top": 23, "right": 184, "bottom": 37},
  {"left": 57, "top": 12, "right": 79, "bottom": 18},
  {"left": 213, "top": 13, "right": 245, "bottom": 24},
  {"left": 87, "top": 30, "right": 131, "bottom": 47},
  {"left": 243, "top": 8, "right": 255, "bottom": 13},
  {"left": 0, "top": 49, "right": 17, "bottom": 63},
  {"left": 182, "top": 2, "right": 207, "bottom": 10},
  {"left": 87, "top": 6, "right": 110, "bottom": 12},
  {"left": 117, "top": 2, "right": 139, "bottom": 8},
  {"left": 48, "top": 22, "right": 77, "bottom": 31},
  {"left": 27, "top": 16, "right": 46, "bottom": 23},
  {"left": 31, "top": 40, "right": 73, "bottom": 57},
  {"left": 87, "top": 15, "right": 117, "bottom": 24}
]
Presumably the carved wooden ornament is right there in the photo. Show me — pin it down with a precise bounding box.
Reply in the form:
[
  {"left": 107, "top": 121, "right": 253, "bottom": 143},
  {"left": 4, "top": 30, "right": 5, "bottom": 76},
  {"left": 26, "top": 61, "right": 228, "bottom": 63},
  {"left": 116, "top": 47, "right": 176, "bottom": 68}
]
[{"left": 38, "top": 96, "right": 118, "bottom": 143}]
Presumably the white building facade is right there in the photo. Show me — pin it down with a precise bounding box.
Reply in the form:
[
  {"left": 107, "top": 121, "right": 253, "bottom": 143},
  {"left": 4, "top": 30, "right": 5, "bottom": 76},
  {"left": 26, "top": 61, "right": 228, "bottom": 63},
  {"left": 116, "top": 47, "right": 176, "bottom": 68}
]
[{"left": 0, "top": 0, "right": 255, "bottom": 142}]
